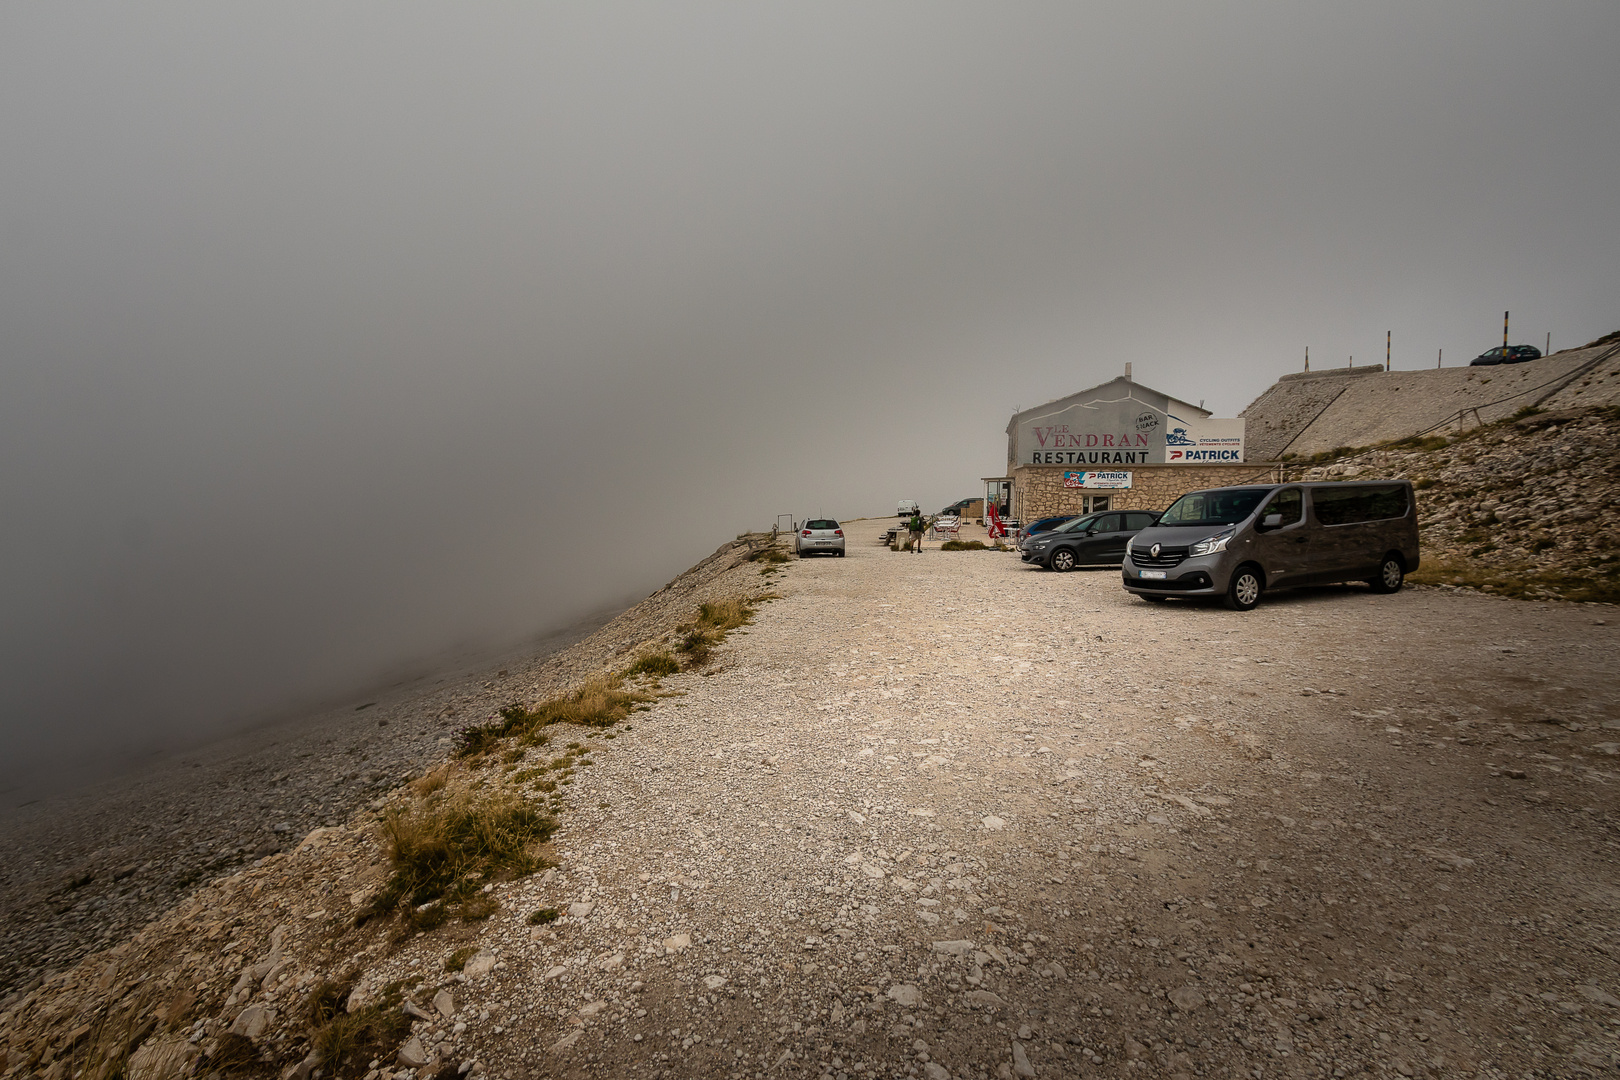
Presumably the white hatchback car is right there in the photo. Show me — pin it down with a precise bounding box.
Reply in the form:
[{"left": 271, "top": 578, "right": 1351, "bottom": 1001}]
[{"left": 795, "top": 519, "right": 846, "bottom": 557}]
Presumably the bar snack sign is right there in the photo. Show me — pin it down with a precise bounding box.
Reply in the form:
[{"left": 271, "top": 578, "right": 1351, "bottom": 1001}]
[{"left": 1063, "top": 470, "right": 1133, "bottom": 489}]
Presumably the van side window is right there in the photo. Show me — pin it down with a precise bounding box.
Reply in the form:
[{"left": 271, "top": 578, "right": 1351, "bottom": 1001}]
[
  {"left": 1261, "top": 488, "right": 1302, "bottom": 527},
  {"left": 1125, "top": 512, "right": 1157, "bottom": 530},
  {"left": 1312, "top": 484, "right": 1409, "bottom": 526}
]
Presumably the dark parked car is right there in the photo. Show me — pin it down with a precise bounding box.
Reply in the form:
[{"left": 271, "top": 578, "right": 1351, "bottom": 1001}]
[
  {"left": 1014, "top": 515, "right": 1079, "bottom": 544},
  {"left": 1020, "top": 510, "right": 1161, "bottom": 571},
  {"left": 1469, "top": 345, "right": 1541, "bottom": 366}
]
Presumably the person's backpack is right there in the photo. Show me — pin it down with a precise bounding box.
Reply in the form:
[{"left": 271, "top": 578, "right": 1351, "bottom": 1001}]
[{"left": 909, "top": 514, "right": 923, "bottom": 532}]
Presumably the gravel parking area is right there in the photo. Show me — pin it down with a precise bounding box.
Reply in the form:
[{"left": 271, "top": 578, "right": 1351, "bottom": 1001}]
[
  {"left": 392, "top": 520, "right": 1619, "bottom": 1079},
  {"left": 5, "top": 521, "right": 1619, "bottom": 1080}
]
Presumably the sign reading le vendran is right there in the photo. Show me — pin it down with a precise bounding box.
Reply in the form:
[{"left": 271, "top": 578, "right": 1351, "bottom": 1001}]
[{"left": 1019, "top": 399, "right": 1245, "bottom": 465}]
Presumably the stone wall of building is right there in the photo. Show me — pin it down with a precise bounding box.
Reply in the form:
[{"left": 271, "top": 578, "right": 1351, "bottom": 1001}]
[{"left": 1014, "top": 463, "right": 1278, "bottom": 519}]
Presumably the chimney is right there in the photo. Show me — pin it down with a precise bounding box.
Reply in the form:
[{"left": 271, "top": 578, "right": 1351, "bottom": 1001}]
[{"left": 1124, "top": 362, "right": 1133, "bottom": 383}]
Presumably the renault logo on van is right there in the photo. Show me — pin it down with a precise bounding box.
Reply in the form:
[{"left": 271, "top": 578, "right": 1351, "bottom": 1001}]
[{"left": 1150, "top": 543, "right": 1161, "bottom": 558}]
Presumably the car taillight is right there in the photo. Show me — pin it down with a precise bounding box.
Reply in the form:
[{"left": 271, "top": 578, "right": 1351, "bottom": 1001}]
[
  {"left": 834, "top": 529, "right": 842, "bottom": 536},
  {"left": 802, "top": 530, "right": 811, "bottom": 536}
]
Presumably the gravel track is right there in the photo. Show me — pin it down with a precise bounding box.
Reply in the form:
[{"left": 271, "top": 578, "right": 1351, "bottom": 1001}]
[{"left": 372, "top": 520, "right": 1620, "bottom": 1079}]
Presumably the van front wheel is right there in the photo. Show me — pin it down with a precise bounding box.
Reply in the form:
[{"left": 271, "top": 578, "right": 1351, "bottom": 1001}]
[
  {"left": 1225, "top": 566, "right": 1263, "bottom": 611},
  {"left": 1368, "top": 555, "right": 1405, "bottom": 594}
]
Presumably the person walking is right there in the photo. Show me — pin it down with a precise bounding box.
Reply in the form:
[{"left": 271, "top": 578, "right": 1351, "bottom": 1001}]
[{"left": 907, "top": 510, "right": 925, "bottom": 554}]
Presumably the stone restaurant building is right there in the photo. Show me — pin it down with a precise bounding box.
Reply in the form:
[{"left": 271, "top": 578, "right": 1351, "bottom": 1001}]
[{"left": 988, "top": 370, "right": 1276, "bottom": 521}]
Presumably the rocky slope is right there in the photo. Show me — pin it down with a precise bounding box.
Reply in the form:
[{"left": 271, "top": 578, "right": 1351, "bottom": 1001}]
[
  {"left": 1287, "top": 403, "right": 1620, "bottom": 603},
  {"left": 0, "top": 533, "right": 778, "bottom": 1013}
]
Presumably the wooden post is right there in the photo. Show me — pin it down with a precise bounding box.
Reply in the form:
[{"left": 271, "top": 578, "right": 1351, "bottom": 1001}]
[
  {"left": 1438, "top": 348, "right": 1442, "bottom": 369},
  {"left": 1305, "top": 346, "right": 1309, "bottom": 372},
  {"left": 1386, "top": 331, "right": 1391, "bottom": 371},
  {"left": 1504, "top": 311, "right": 1509, "bottom": 349}
]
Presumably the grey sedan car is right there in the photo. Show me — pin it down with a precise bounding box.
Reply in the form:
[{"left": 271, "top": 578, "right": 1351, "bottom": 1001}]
[
  {"left": 1020, "top": 510, "right": 1161, "bottom": 571},
  {"left": 796, "top": 519, "right": 846, "bottom": 557}
]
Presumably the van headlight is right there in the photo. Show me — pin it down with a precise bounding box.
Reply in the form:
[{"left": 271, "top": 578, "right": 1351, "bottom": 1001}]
[{"left": 1191, "top": 529, "right": 1235, "bottom": 557}]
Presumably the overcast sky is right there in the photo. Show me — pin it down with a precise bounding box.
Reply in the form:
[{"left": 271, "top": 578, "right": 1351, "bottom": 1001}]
[{"left": 2, "top": 2, "right": 1615, "bottom": 786}]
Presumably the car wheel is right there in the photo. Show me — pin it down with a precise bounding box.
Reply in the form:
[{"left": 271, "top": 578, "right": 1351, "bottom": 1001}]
[
  {"left": 837, "top": 550, "right": 845, "bottom": 557},
  {"left": 1224, "top": 565, "right": 1263, "bottom": 611},
  {"left": 1050, "top": 548, "right": 1076, "bottom": 572},
  {"left": 1367, "top": 555, "right": 1404, "bottom": 593}
]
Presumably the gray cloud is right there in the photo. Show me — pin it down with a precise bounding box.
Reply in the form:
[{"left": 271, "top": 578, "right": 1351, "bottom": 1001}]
[{"left": 2, "top": 2, "right": 1615, "bottom": 785}]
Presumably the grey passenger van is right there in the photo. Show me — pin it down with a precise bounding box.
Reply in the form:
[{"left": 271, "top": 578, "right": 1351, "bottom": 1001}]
[{"left": 1120, "top": 481, "right": 1419, "bottom": 610}]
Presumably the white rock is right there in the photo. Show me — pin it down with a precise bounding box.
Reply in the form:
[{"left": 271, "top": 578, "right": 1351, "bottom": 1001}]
[
  {"left": 1577, "top": 984, "right": 1620, "bottom": 1008},
  {"left": 982, "top": 815, "right": 1007, "bottom": 831},
  {"left": 126, "top": 1038, "right": 200, "bottom": 1080},
  {"left": 702, "top": 975, "right": 727, "bottom": 990},
  {"left": 433, "top": 990, "right": 455, "bottom": 1018},
  {"left": 849, "top": 811, "right": 866, "bottom": 824},
  {"left": 598, "top": 952, "right": 626, "bottom": 970},
  {"left": 541, "top": 965, "right": 568, "bottom": 980},
  {"left": 397, "top": 1038, "right": 429, "bottom": 1069},
  {"left": 965, "top": 990, "right": 1005, "bottom": 1007},
  {"left": 861, "top": 863, "right": 886, "bottom": 879},
  {"left": 568, "top": 901, "right": 596, "bottom": 918},
  {"left": 1169, "top": 985, "right": 1204, "bottom": 1011},
  {"left": 1012, "top": 1039, "right": 1036, "bottom": 1077},
  {"left": 462, "top": 951, "right": 497, "bottom": 978},
  {"left": 663, "top": 933, "right": 692, "bottom": 953},
  {"left": 933, "top": 940, "right": 975, "bottom": 957},
  {"left": 229, "top": 1006, "right": 272, "bottom": 1040},
  {"left": 887, "top": 983, "right": 922, "bottom": 1007}
]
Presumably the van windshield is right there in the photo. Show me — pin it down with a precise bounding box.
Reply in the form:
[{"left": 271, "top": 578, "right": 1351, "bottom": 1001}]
[{"left": 1157, "top": 488, "right": 1271, "bottom": 527}]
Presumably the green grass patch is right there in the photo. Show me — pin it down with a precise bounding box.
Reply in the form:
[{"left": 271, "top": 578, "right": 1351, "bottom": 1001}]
[
  {"left": 1411, "top": 557, "right": 1620, "bottom": 604},
  {"left": 527, "top": 906, "right": 560, "bottom": 926}
]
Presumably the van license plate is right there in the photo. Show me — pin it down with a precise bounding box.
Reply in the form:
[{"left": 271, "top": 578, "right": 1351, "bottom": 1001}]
[{"left": 1139, "top": 570, "right": 1167, "bottom": 579}]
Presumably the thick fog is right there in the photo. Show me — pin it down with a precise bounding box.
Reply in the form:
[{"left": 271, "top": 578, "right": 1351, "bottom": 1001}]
[{"left": 2, "top": 2, "right": 1616, "bottom": 789}]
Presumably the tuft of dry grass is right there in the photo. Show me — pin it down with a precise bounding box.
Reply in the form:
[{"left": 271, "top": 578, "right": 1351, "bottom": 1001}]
[
  {"left": 411, "top": 764, "right": 452, "bottom": 798},
  {"left": 454, "top": 678, "right": 653, "bottom": 758},
  {"left": 676, "top": 598, "right": 756, "bottom": 665},
  {"left": 940, "top": 539, "right": 989, "bottom": 550},
  {"left": 366, "top": 788, "right": 554, "bottom": 924},
  {"left": 307, "top": 980, "right": 411, "bottom": 1068},
  {"left": 625, "top": 651, "right": 680, "bottom": 679}
]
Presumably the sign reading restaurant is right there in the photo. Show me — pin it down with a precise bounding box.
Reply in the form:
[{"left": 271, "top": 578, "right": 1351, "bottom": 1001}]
[{"left": 1017, "top": 396, "right": 1245, "bottom": 466}]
